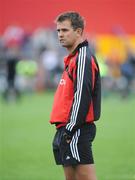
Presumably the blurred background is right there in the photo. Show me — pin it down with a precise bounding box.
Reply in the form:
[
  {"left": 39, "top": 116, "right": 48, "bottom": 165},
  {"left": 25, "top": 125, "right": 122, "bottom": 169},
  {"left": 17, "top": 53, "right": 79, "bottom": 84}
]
[{"left": 0, "top": 0, "right": 135, "bottom": 179}]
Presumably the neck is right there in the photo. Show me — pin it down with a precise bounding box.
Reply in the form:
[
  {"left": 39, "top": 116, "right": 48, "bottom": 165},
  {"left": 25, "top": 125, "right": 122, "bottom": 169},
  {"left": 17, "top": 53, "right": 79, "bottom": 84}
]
[{"left": 67, "top": 38, "right": 84, "bottom": 54}]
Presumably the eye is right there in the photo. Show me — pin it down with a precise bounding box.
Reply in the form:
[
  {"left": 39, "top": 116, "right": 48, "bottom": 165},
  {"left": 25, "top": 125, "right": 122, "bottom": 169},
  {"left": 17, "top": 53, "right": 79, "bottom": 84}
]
[{"left": 62, "top": 29, "right": 68, "bottom": 32}]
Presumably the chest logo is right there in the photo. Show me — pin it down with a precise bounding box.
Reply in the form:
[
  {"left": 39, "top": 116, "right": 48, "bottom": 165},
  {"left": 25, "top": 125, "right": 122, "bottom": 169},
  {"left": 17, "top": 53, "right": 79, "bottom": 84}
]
[{"left": 59, "top": 79, "right": 66, "bottom": 85}]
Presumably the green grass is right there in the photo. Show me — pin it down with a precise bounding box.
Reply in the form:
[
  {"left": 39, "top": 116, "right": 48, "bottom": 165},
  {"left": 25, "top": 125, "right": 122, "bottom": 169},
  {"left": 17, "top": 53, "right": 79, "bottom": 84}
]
[{"left": 0, "top": 92, "right": 135, "bottom": 180}]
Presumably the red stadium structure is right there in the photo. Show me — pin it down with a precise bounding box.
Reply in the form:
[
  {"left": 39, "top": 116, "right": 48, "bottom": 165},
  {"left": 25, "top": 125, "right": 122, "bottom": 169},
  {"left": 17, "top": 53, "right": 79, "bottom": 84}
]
[
  {"left": 0, "top": 0, "right": 135, "bottom": 34},
  {"left": 0, "top": 0, "right": 135, "bottom": 60}
]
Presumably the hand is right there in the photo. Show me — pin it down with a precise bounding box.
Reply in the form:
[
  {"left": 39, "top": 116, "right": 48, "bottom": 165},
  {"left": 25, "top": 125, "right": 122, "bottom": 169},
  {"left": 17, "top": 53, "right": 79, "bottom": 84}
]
[
  {"left": 66, "top": 139, "right": 71, "bottom": 144},
  {"left": 63, "top": 132, "right": 71, "bottom": 144}
]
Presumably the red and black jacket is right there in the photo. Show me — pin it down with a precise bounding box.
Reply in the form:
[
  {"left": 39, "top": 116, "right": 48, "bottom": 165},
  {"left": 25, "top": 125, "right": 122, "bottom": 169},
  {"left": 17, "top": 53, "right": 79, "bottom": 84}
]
[{"left": 50, "top": 40, "right": 101, "bottom": 136}]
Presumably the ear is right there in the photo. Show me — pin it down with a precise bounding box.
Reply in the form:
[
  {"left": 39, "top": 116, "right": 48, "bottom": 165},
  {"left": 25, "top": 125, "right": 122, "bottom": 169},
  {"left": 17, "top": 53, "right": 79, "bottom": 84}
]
[{"left": 76, "top": 28, "right": 83, "bottom": 36}]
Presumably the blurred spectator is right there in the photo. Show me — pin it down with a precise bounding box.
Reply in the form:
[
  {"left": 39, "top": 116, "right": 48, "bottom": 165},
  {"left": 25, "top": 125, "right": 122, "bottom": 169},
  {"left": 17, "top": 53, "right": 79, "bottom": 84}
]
[
  {"left": 3, "top": 25, "right": 25, "bottom": 47},
  {"left": 16, "top": 59, "right": 38, "bottom": 92},
  {"left": 3, "top": 45, "right": 21, "bottom": 102},
  {"left": 120, "top": 46, "right": 135, "bottom": 98},
  {"left": 39, "top": 46, "right": 62, "bottom": 88},
  {"left": 97, "top": 53, "right": 109, "bottom": 97},
  {"left": 0, "top": 25, "right": 135, "bottom": 97}
]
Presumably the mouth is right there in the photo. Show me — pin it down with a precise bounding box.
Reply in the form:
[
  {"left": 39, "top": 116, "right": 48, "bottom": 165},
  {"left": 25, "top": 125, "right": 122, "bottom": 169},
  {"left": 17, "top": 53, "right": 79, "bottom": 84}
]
[{"left": 60, "top": 39, "right": 65, "bottom": 43}]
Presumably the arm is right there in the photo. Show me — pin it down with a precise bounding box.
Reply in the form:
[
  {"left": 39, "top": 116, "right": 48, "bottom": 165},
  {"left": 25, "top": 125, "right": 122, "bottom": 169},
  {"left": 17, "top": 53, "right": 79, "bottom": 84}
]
[{"left": 65, "top": 47, "right": 93, "bottom": 138}]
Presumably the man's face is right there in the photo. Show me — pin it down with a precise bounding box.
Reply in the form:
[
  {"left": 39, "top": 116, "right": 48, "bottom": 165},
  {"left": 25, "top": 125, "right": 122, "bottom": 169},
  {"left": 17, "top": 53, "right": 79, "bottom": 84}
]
[{"left": 56, "top": 20, "right": 80, "bottom": 48}]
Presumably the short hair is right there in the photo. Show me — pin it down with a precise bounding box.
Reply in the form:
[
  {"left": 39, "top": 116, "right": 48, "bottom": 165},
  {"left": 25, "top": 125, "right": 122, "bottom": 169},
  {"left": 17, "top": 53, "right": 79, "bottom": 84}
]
[{"left": 56, "top": 11, "right": 85, "bottom": 31}]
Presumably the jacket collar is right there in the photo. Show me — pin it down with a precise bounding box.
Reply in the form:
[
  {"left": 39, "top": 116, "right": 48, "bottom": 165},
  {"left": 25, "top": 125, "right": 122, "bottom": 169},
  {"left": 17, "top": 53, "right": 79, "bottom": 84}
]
[
  {"left": 64, "top": 40, "right": 88, "bottom": 66},
  {"left": 72, "top": 39, "right": 88, "bottom": 55}
]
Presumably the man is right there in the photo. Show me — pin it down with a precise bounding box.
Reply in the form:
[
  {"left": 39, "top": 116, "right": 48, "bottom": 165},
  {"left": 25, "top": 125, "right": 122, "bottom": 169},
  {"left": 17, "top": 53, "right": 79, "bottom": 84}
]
[{"left": 50, "top": 12, "right": 101, "bottom": 180}]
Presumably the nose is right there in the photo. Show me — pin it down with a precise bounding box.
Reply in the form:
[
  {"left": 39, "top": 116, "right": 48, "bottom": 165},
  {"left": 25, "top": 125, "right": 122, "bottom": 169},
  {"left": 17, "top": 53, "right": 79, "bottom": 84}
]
[{"left": 58, "top": 30, "right": 63, "bottom": 38}]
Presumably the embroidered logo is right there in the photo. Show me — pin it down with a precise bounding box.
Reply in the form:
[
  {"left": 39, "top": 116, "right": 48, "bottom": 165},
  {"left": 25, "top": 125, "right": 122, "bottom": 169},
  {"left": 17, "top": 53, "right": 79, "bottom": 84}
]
[
  {"left": 59, "top": 79, "right": 66, "bottom": 85},
  {"left": 66, "top": 156, "right": 70, "bottom": 160}
]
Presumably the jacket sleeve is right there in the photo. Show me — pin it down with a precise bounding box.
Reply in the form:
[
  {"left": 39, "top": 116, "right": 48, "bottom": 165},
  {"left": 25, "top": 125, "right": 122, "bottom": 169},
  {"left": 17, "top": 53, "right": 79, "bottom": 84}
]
[{"left": 65, "top": 47, "right": 93, "bottom": 136}]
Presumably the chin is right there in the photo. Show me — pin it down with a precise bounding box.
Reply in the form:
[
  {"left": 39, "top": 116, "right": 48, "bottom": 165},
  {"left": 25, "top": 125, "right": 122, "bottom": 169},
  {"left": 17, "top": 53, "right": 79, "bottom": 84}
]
[
  {"left": 61, "top": 43, "right": 67, "bottom": 47},
  {"left": 62, "top": 44, "right": 67, "bottom": 47}
]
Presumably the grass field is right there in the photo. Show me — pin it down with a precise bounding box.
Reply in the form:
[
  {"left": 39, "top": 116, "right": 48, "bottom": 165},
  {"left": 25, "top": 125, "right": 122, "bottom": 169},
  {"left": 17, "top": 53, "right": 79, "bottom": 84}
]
[{"left": 0, "top": 92, "right": 135, "bottom": 180}]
